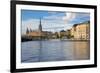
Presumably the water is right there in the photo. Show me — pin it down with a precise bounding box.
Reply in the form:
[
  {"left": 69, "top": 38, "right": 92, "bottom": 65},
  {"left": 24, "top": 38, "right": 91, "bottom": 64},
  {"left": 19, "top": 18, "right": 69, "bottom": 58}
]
[{"left": 21, "top": 39, "right": 90, "bottom": 63}]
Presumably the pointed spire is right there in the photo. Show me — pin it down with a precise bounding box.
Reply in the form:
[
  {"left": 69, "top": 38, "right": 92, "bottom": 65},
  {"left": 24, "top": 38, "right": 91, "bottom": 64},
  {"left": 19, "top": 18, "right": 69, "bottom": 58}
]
[
  {"left": 39, "top": 18, "right": 42, "bottom": 32},
  {"left": 26, "top": 27, "right": 29, "bottom": 34},
  {"left": 30, "top": 28, "right": 32, "bottom": 32}
]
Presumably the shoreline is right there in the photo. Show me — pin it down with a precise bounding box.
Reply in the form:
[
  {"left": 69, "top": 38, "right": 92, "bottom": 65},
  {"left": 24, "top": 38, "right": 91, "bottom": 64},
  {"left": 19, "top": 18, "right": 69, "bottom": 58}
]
[{"left": 22, "top": 39, "right": 90, "bottom": 42}]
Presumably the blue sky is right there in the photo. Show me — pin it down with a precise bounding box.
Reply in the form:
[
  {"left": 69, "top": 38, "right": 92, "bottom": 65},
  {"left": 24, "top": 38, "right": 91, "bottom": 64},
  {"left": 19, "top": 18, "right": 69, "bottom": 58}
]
[
  {"left": 21, "top": 10, "right": 90, "bottom": 34},
  {"left": 21, "top": 10, "right": 65, "bottom": 20}
]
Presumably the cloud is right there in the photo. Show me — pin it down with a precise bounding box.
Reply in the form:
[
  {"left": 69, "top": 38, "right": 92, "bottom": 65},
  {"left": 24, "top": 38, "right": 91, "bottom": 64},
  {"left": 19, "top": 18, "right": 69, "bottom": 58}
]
[
  {"left": 47, "top": 11, "right": 58, "bottom": 14},
  {"left": 43, "top": 12, "right": 76, "bottom": 24},
  {"left": 43, "top": 12, "right": 89, "bottom": 24},
  {"left": 41, "top": 19, "right": 73, "bottom": 32},
  {"left": 68, "top": 13, "right": 90, "bottom": 24},
  {"left": 62, "top": 13, "right": 76, "bottom": 22},
  {"left": 43, "top": 15, "right": 63, "bottom": 20}
]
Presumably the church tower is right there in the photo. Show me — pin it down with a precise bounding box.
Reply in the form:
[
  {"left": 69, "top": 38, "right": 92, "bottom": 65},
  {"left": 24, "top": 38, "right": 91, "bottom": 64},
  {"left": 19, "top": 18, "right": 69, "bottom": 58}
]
[
  {"left": 39, "top": 18, "right": 42, "bottom": 32},
  {"left": 26, "top": 27, "right": 29, "bottom": 34}
]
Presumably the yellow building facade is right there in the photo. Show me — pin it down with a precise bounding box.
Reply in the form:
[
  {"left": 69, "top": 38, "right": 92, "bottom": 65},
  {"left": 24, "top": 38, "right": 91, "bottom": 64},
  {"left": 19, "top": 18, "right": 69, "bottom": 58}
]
[{"left": 70, "top": 21, "right": 90, "bottom": 40}]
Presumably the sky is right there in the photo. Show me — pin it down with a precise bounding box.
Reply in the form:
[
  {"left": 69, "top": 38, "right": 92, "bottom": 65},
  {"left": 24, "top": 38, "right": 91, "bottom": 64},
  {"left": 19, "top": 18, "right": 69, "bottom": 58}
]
[{"left": 21, "top": 9, "right": 90, "bottom": 34}]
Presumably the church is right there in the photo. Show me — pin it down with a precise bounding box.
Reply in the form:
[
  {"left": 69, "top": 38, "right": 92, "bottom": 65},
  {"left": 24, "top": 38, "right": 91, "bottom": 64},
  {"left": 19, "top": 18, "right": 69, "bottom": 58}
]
[{"left": 25, "top": 19, "right": 52, "bottom": 40}]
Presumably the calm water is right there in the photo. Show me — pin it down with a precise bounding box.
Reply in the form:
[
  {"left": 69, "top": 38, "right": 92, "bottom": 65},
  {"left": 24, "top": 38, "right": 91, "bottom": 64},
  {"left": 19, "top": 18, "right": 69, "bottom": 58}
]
[{"left": 21, "top": 39, "right": 90, "bottom": 63}]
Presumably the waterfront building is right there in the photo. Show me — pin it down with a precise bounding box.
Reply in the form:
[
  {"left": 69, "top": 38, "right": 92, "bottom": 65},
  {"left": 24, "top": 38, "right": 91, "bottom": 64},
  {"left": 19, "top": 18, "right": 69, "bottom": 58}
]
[
  {"left": 70, "top": 21, "right": 90, "bottom": 40},
  {"left": 59, "top": 30, "right": 67, "bottom": 38},
  {"left": 26, "top": 19, "right": 43, "bottom": 38},
  {"left": 66, "top": 29, "right": 72, "bottom": 39},
  {"left": 25, "top": 19, "right": 53, "bottom": 40},
  {"left": 70, "top": 27, "right": 75, "bottom": 37}
]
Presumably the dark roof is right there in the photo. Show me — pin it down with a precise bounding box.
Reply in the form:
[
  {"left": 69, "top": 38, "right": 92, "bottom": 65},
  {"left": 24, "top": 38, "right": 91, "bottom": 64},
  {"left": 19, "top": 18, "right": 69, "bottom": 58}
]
[
  {"left": 60, "top": 30, "right": 66, "bottom": 32},
  {"left": 73, "top": 21, "right": 90, "bottom": 27},
  {"left": 73, "top": 24, "right": 78, "bottom": 27}
]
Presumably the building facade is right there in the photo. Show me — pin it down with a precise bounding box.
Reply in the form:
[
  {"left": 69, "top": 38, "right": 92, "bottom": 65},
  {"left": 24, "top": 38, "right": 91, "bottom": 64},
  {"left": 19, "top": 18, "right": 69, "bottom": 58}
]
[{"left": 70, "top": 21, "right": 90, "bottom": 40}]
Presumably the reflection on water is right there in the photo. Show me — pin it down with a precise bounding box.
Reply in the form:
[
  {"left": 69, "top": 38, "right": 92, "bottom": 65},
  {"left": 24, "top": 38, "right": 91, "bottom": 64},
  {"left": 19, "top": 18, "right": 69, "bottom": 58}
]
[
  {"left": 21, "top": 40, "right": 90, "bottom": 63},
  {"left": 73, "top": 42, "right": 90, "bottom": 60}
]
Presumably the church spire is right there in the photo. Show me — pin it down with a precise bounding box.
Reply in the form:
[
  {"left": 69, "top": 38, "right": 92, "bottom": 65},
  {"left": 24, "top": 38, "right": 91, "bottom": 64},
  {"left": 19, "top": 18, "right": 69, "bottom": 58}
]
[
  {"left": 39, "top": 18, "right": 42, "bottom": 32},
  {"left": 26, "top": 27, "right": 29, "bottom": 34}
]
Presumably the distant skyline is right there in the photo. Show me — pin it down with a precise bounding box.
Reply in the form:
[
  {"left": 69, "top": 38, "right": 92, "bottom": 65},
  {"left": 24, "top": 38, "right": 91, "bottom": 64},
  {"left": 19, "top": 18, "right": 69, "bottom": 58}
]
[{"left": 21, "top": 10, "right": 90, "bottom": 34}]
